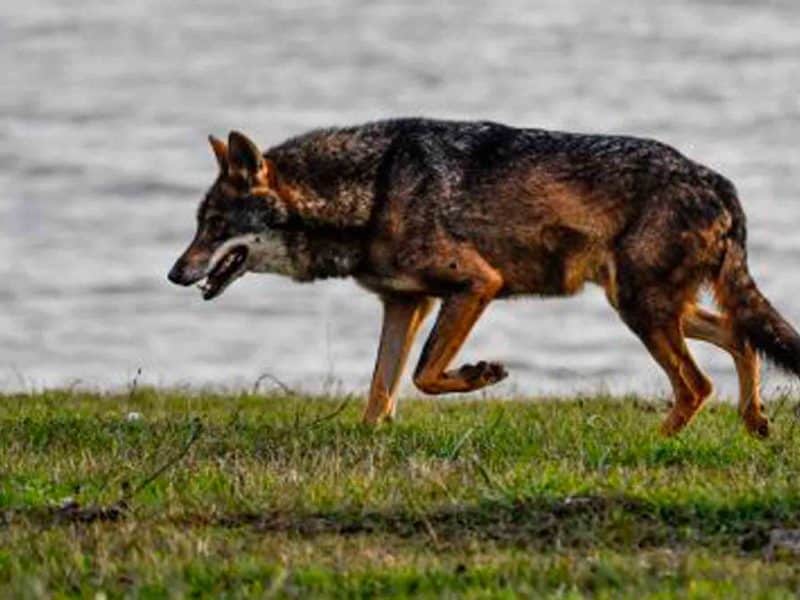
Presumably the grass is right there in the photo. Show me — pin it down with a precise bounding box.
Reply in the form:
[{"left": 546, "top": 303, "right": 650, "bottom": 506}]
[{"left": 2, "top": 388, "right": 800, "bottom": 598}]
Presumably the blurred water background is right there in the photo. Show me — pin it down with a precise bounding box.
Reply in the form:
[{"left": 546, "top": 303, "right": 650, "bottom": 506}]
[{"left": 2, "top": 0, "right": 799, "bottom": 399}]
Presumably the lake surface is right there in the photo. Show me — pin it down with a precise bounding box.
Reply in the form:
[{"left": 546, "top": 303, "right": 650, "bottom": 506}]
[{"left": 2, "top": 0, "right": 800, "bottom": 399}]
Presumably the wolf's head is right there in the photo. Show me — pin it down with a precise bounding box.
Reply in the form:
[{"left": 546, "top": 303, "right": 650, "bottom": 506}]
[{"left": 168, "top": 131, "right": 295, "bottom": 300}]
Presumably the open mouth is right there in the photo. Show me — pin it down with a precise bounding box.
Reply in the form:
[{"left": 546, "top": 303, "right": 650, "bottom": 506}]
[{"left": 199, "top": 246, "right": 248, "bottom": 300}]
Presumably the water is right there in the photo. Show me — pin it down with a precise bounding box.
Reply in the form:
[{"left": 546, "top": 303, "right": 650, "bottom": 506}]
[{"left": 3, "top": 0, "right": 800, "bottom": 399}]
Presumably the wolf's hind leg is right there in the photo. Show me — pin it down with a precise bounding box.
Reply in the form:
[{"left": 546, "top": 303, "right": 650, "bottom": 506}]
[
  {"left": 363, "top": 296, "right": 435, "bottom": 425},
  {"left": 412, "top": 254, "right": 506, "bottom": 395},
  {"left": 683, "top": 307, "right": 768, "bottom": 437},
  {"left": 617, "top": 288, "right": 713, "bottom": 435}
]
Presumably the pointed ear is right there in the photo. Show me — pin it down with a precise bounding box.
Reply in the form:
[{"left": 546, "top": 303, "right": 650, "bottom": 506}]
[
  {"left": 227, "top": 131, "right": 278, "bottom": 189},
  {"left": 208, "top": 135, "right": 228, "bottom": 172},
  {"left": 228, "top": 131, "right": 263, "bottom": 178},
  {"left": 258, "top": 157, "right": 280, "bottom": 190}
]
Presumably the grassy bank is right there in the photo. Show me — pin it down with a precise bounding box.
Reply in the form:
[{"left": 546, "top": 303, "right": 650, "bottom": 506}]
[{"left": 2, "top": 389, "right": 800, "bottom": 598}]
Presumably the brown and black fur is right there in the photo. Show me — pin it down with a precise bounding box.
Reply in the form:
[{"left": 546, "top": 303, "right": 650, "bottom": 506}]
[{"left": 169, "top": 118, "right": 800, "bottom": 436}]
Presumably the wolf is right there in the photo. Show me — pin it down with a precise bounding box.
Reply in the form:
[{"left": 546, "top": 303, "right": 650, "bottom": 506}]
[{"left": 168, "top": 118, "right": 800, "bottom": 436}]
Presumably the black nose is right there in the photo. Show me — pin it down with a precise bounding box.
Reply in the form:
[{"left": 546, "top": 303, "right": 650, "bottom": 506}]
[{"left": 168, "top": 262, "right": 189, "bottom": 286}]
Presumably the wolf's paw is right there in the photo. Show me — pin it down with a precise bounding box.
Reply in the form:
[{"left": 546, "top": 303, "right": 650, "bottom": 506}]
[
  {"left": 659, "top": 408, "right": 692, "bottom": 437},
  {"left": 456, "top": 361, "right": 508, "bottom": 388},
  {"left": 745, "top": 413, "right": 769, "bottom": 438}
]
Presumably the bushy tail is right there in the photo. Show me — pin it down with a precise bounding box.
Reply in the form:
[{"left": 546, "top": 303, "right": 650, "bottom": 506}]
[{"left": 715, "top": 240, "right": 800, "bottom": 377}]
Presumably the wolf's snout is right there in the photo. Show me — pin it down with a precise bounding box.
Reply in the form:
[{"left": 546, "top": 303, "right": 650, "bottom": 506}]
[
  {"left": 167, "top": 261, "right": 190, "bottom": 286},
  {"left": 168, "top": 258, "right": 204, "bottom": 286}
]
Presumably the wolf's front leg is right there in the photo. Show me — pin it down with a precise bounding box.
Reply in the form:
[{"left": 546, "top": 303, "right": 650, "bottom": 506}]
[
  {"left": 412, "top": 257, "right": 506, "bottom": 394},
  {"left": 362, "top": 296, "right": 435, "bottom": 425}
]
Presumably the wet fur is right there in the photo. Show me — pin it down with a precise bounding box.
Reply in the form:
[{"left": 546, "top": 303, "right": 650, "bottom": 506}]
[{"left": 169, "top": 118, "right": 800, "bottom": 436}]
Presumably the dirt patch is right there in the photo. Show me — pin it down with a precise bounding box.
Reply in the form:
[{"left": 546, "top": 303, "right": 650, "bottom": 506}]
[
  {"left": 2, "top": 501, "right": 127, "bottom": 526},
  {"left": 5, "top": 495, "right": 799, "bottom": 555},
  {"left": 176, "top": 495, "right": 797, "bottom": 552}
]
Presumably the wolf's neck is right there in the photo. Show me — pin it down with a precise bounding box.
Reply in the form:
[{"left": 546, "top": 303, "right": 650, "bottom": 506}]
[
  {"left": 266, "top": 124, "right": 395, "bottom": 228},
  {"left": 284, "top": 230, "right": 365, "bottom": 281}
]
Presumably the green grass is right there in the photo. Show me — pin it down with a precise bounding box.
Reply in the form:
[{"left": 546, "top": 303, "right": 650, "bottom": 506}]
[{"left": 3, "top": 389, "right": 800, "bottom": 598}]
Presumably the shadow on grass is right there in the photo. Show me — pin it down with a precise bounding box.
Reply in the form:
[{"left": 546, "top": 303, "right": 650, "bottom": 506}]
[{"left": 5, "top": 494, "right": 799, "bottom": 554}]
